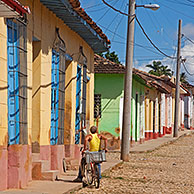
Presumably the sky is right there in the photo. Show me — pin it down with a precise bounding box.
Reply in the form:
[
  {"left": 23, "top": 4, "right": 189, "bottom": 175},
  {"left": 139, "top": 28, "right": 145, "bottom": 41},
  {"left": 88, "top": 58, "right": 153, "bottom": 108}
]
[{"left": 79, "top": 0, "right": 194, "bottom": 83}]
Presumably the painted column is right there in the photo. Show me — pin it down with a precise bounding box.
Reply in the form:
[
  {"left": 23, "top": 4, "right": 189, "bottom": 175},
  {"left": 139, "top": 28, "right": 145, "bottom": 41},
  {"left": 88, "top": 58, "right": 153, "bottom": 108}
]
[
  {"left": 149, "top": 100, "right": 153, "bottom": 139},
  {"left": 140, "top": 94, "right": 145, "bottom": 143},
  {"left": 190, "top": 96, "right": 194, "bottom": 130},
  {"left": 0, "top": 18, "right": 8, "bottom": 191},
  {"left": 181, "top": 97, "right": 185, "bottom": 128},
  {"left": 145, "top": 97, "right": 150, "bottom": 140},
  {"left": 154, "top": 97, "right": 158, "bottom": 139},
  {"left": 169, "top": 96, "right": 172, "bottom": 134},
  {"left": 160, "top": 93, "right": 165, "bottom": 136},
  {"left": 184, "top": 95, "right": 190, "bottom": 129}
]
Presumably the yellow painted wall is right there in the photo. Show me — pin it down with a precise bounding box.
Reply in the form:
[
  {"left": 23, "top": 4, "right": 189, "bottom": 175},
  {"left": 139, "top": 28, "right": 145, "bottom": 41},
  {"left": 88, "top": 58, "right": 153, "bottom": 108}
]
[
  {"left": 23, "top": 0, "right": 95, "bottom": 146},
  {"left": 0, "top": 16, "right": 33, "bottom": 146},
  {"left": 0, "top": 18, "right": 8, "bottom": 146},
  {"left": 0, "top": 0, "right": 96, "bottom": 147},
  {"left": 145, "top": 88, "right": 158, "bottom": 133}
]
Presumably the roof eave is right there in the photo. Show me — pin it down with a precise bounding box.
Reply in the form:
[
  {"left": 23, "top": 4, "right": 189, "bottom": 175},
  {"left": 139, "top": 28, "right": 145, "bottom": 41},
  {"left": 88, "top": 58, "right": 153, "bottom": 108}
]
[{"left": 40, "top": 0, "right": 109, "bottom": 53}]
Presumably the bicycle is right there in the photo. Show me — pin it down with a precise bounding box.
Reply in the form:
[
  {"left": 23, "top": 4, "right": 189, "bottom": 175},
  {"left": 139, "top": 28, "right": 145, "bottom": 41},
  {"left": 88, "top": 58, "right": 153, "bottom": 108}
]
[{"left": 81, "top": 150, "right": 106, "bottom": 189}]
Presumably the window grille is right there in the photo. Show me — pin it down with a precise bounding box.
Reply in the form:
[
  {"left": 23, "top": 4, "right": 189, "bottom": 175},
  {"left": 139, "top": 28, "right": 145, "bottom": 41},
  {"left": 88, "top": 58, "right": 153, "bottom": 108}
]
[
  {"left": 51, "top": 49, "right": 66, "bottom": 145},
  {"left": 7, "top": 18, "right": 27, "bottom": 145},
  {"left": 75, "top": 65, "right": 81, "bottom": 144},
  {"left": 94, "top": 94, "right": 101, "bottom": 119},
  {"left": 51, "top": 28, "right": 66, "bottom": 145}
]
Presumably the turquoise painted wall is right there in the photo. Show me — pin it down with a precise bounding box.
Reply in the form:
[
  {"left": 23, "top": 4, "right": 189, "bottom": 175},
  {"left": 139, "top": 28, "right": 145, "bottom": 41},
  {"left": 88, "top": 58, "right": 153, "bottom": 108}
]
[{"left": 95, "top": 73, "right": 145, "bottom": 140}]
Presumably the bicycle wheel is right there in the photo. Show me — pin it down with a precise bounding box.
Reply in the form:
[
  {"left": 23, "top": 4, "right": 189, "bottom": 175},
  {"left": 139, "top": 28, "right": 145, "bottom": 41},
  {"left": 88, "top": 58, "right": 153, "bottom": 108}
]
[
  {"left": 85, "top": 163, "right": 93, "bottom": 185},
  {"left": 94, "top": 164, "right": 100, "bottom": 189}
]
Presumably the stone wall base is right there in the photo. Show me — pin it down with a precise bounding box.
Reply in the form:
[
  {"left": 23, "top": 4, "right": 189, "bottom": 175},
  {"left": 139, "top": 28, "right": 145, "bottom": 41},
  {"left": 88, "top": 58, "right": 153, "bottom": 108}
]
[
  {"left": 8, "top": 145, "right": 32, "bottom": 189},
  {"left": 0, "top": 146, "right": 7, "bottom": 191}
]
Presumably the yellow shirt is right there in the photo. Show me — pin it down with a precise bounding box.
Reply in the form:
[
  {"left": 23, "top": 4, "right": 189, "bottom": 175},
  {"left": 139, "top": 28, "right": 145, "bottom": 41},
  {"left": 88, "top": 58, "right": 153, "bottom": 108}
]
[{"left": 89, "top": 133, "right": 100, "bottom": 152}]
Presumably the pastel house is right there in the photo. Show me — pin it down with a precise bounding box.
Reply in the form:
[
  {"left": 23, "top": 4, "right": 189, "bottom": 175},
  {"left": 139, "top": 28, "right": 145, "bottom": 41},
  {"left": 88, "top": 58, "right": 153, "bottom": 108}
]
[{"left": 0, "top": 0, "right": 110, "bottom": 191}]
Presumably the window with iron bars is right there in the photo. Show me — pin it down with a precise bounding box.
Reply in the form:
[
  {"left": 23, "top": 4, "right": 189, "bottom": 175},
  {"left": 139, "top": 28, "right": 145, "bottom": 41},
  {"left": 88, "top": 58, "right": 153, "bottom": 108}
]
[
  {"left": 51, "top": 49, "right": 66, "bottom": 145},
  {"left": 7, "top": 18, "right": 28, "bottom": 145},
  {"left": 94, "top": 94, "right": 101, "bottom": 119}
]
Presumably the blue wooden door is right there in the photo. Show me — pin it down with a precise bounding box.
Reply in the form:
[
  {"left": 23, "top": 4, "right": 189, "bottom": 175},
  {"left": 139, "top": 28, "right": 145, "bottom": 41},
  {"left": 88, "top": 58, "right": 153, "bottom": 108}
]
[
  {"left": 7, "top": 20, "right": 20, "bottom": 145},
  {"left": 50, "top": 49, "right": 59, "bottom": 145},
  {"left": 75, "top": 65, "right": 81, "bottom": 144}
]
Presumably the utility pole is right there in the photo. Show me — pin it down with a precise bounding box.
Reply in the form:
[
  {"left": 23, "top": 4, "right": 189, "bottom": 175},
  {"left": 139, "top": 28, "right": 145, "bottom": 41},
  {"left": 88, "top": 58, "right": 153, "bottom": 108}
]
[
  {"left": 174, "top": 19, "right": 182, "bottom": 137},
  {"left": 121, "top": 0, "right": 135, "bottom": 161}
]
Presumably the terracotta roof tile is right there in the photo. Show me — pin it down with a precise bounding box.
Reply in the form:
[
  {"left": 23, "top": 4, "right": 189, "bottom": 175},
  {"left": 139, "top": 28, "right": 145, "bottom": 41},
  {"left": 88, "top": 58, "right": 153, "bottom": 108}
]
[
  {"left": 68, "top": 0, "right": 110, "bottom": 45},
  {"left": 94, "top": 55, "right": 188, "bottom": 94},
  {"left": 94, "top": 54, "right": 125, "bottom": 74}
]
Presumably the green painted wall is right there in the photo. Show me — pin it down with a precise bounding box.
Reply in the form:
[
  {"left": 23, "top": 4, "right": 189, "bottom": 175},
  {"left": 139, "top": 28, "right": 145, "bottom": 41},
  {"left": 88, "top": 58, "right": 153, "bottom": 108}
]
[
  {"left": 94, "top": 73, "right": 145, "bottom": 141},
  {"left": 94, "top": 74, "right": 124, "bottom": 137}
]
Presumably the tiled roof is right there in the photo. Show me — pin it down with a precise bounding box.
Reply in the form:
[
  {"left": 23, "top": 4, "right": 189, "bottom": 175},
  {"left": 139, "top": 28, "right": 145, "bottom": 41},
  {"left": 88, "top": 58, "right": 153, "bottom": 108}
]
[
  {"left": 94, "top": 54, "right": 125, "bottom": 74},
  {"left": 133, "top": 68, "right": 173, "bottom": 94},
  {"left": 68, "top": 0, "right": 110, "bottom": 45},
  {"left": 0, "top": 0, "right": 30, "bottom": 16},
  {"left": 94, "top": 55, "right": 190, "bottom": 95}
]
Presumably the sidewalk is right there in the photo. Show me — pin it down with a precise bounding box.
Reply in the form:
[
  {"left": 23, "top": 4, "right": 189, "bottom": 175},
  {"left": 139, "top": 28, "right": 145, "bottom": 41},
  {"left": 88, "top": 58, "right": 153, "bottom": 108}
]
[
  {"left": 130, "top": 129, "right": 194, "bottom": 153},
  {"left": 1, "top": 129, "right": 193, "bottom": 194},
  {"left": 0, "top": 158, "right": 120, "bottom": 194}
]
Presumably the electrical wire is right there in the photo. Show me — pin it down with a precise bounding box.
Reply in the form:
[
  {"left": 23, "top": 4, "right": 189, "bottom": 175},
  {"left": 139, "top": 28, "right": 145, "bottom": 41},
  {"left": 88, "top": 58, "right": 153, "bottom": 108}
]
[
  {"left": 97, "top": 0, "right": 119, "bottom": 23},
  {"left": 112, "top": 40, "right": 169, "bottom": 56},
  {"left": 185, "top": 0, "right": 194, "bottom": 4},
  {"left": 144, "top": 0, "right": 175, "bottom": 44},
  {"left": 182, "top": 34, "right": 194, "bottom": 45},
  {"left": 84, "top": 0, "right": 116, "bottom": 10},
  {"left": 159, "top": 2, "right": 194, "bottom": 20},
  {"left": 102, "top": 0, "right": 134, "bottom": 16},
  {"left": 162, "top": 0, "right": 194, "bottom": 8},
  {"left": 112, "top": 4, "right": 128, "bottom": 41},
  {"left": 101, "top": 0, "right": 176, "bottom": 59},
  {"left": 105, "top": 0, "right": 125, "bottom": 33},
  {"left": 182, "top": 60, "right": 194, "bottom": 76},
  {"left": 135, "top": 16, "right": 176, "bottom": 59}
]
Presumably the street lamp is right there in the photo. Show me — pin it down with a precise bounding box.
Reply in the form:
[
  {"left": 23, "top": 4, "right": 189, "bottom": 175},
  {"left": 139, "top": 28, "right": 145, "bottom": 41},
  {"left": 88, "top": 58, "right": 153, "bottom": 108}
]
[
  {"left": 121, "top": 0, "right": 160, "bottom": 161},
  {"left": 136, "top": 4, "right": 160, "bottom": 11}
]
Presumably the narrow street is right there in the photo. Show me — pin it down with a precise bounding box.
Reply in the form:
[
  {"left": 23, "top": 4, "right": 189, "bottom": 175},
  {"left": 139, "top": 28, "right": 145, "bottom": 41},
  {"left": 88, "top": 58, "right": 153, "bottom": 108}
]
[{"left": 75, "top": 133, "right": 194, "bottom": 194}]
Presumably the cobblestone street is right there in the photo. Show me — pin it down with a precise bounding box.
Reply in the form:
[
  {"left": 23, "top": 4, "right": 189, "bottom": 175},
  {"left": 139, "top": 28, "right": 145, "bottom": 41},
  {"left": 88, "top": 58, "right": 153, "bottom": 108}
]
[{"left": 75, "top": 133, "right": 194, "bottom": 194}]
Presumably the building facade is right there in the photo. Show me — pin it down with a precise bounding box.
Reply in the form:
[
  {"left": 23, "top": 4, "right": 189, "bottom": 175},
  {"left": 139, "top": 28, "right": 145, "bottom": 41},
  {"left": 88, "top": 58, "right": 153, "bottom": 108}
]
[{"left": 0, "top": 0, "right": 109, "bottom": 190}]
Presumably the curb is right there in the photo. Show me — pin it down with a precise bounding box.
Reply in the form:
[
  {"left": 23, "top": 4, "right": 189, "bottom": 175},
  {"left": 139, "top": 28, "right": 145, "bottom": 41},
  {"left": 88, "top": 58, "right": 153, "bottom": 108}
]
[{"left": 130, "top": 130, "right": 194, "bottom": 153}]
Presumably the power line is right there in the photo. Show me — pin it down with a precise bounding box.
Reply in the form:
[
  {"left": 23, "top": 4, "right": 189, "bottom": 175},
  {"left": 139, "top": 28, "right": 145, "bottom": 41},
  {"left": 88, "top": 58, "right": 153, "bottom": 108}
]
[
  {"left": 162, "top": 0, "right": 194, "bottom": 8},
  {"left": 159, "top": 2, "right": 194, "bottom": 20},
  {"left": 112, "top": 2, "right": 127, "bottom": 41},
  {"left": 97, "top": 0, "right": 119, "bottom": 23},
  {"left": 135, "top": 16, "right": 176, "bottom": 59},
  {"left": 101, "top": 1, "right": 176, "bottom": 59},
  {"left": 102, "top": 0, "right": 133, "bottom": 16},
  {"left": 112, "top": 40, "right": 175, "bottom": 51},
  {"left": 182, "top": 60, "right": 194, "bottom": 76},
  {"left": 182, "top": 34, "right": 194, "bottom": 45},
  {"left": 185, "top": 0, "right": 194, "bottom": 4},
  {"left": 84, "top": 0, "right": 117, "bottom": 9},
  {"left": 105, "top": 0, "right": 125, "bottom": 33}
]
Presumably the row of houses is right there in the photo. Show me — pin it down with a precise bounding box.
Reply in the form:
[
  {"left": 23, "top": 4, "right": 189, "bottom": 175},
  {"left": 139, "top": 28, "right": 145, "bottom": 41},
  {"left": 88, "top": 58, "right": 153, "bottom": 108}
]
[
  {"left": 0, "top": 0, "right": 194, "bottom": 192},
  {"left": 0, "top": 0, "right": 110, "bottom": 190},
  {"left": 94, "top": 54, "right": 194, "bottom": 150}
]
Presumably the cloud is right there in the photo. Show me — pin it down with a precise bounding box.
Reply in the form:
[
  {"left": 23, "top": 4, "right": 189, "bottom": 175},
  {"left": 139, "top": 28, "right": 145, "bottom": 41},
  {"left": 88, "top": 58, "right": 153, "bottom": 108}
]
[
  {"left": 181, "top": 42, "right": 194, "bottom": 82},
  {"left": 182, "top": 23, "right": 194, "bottom": 39},
  {"left": 134, "top": 60, "right": 150, "bottom": 72},
  {"left": 134, "top": 42, "right": 194, "bottom": 83}
]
